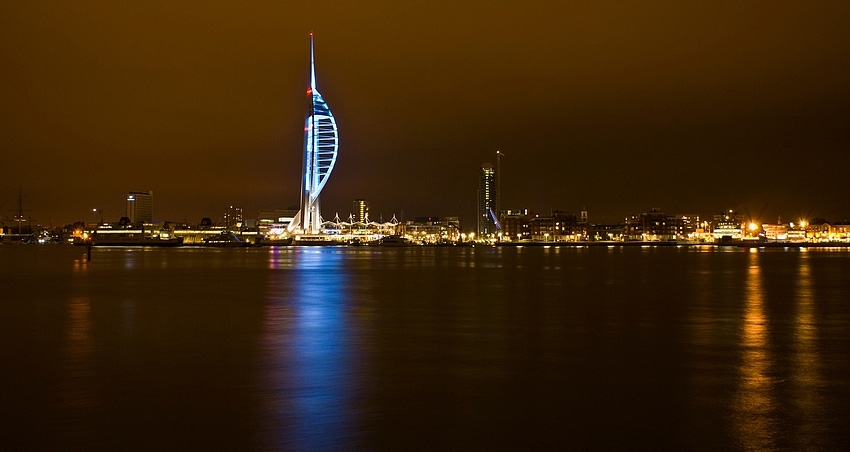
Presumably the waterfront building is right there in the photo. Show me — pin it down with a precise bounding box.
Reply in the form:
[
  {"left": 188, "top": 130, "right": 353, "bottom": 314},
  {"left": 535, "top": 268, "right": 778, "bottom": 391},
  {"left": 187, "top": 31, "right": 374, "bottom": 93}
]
[
  {"left": 405, "top": 216, "right": 460, "bottom": 243},
  {"left": 224, "top": 205, "right": 243, "bottom": 231},
  {"left": 323, "top": 214, "right": 399, "bottom": 239},
  {"left": 828, "top": 222, "right": 850, "bottom": 242},
  {"left": 786, "top": 227, "right": 807, "bottom": 242},
  {"left": 477, "top": 162, "right": 497, "bottom": 237},
  {"left": 501, "top": 209, "right": 530, "bottom": 242},
  {"left": 625, "top": 208, "right": 678, "bottom": 241},
  {"left": 676, "top": 214, "right": 701, "bottom": 240},
  {"left": 762, "top": 223, "right": 788, "bottom": 242},
  {"left": 712, "top": 210, "right": 744, "bottom": 241},
  {"left": 553, "top": 210, "right": 577, "bottom": 240},
  {"left": 632, "top": 213, "right": 703, "bottom": 241},
  {"left": 529, "top": 215, "right": 554, "bottom": 241},
  {"left": 126, "top": 191, "right": 153, "bottom": 224},
  {"left": 288, "top": 33, "right": 339, "bottom": 234},
  {"left": 576, "top": 208, "right": 589, "bottom": 240},
  {"left": 761, "top": 220, "right": 817, "bottom": 243},
  {"left": 798, "top": 222, "right": 829, "bottom": 242},
  {"left": 353, "top": 199, "right": 370, "bottom": 223},
  {"left": 526, "top": 211, "right": 578, "bottom": 241},
  {"left": 444, "top": 216, "right": 461, "bottom": 240},
  {"left": 589, "top": 223, "right": 625, "bottom": 242},
  {"left": 258, "top": 209, "right": 298, "bottom": 237}
]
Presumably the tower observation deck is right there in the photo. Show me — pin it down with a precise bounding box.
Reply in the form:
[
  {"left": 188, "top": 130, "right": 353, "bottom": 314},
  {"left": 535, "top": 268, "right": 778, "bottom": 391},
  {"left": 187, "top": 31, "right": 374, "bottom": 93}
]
[{"left": 288, "top": 32, "right": 339, "bottom": 234}]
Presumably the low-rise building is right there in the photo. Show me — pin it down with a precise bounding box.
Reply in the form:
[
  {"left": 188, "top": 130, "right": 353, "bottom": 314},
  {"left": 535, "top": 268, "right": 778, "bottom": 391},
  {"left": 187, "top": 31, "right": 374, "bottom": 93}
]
[
  {"left": 500, "top": 209, "right": 530, "bottom": 242},
  {"left": 626, "top": 208, "right": 677, "bottom": 241},
  {"left": 713, "top": 210, "right": 744, "bottom": 241},
  {"left": 589, "top": 223, "right": 625, "bottom": 242}
]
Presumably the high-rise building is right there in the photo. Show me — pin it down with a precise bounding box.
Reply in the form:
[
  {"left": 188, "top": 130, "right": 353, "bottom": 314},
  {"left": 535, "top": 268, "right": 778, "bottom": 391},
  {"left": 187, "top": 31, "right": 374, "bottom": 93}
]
[
  {"left": 126, "top": 191, "right": 153, "bottom": 224},
  {"left": 477, "top": 163, "right": 497, "bottom": 237},
  {"left": 353, "top": 199, "right": 369, "bottom": 222},
  {"left": 224, "top": 205, "right": 243, "bottom": 230},
  {"left": 288, "top": 32, "right": 339, "bottom": 234}
]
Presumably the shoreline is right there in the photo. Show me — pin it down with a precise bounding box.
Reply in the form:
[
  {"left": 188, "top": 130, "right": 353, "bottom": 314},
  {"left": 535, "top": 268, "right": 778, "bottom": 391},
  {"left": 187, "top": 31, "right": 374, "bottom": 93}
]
[{"left": 493, "top": 241, "right": 850, "bottom": 248}]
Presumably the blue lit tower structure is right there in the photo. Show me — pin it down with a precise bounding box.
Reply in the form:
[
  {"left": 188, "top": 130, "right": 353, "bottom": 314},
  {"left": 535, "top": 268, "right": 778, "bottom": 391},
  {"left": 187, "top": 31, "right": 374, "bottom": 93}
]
[{"left": 289, "top": 32, "right": 339, "bottom": 234}]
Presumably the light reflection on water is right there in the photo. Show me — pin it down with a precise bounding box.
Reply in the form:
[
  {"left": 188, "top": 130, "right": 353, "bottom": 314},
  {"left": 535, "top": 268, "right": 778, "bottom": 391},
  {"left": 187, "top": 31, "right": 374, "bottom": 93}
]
[
  {"left": 261, "top": 248, "right": 361, "bottom": 451},
  {"left": 59, "top": 294, "right": 97, "bottom": 446},
  {"left": 791, "top": 251, "right": 824, "bottom": 449},
  {"left": 734, "top": 250, "right": 777, "bottom": 450},
  {"left": 2, "top": 246, "right": 849, "bottom": 451},
  {"left": 59, "top": 256, "right": 98, "bottom": 447}
]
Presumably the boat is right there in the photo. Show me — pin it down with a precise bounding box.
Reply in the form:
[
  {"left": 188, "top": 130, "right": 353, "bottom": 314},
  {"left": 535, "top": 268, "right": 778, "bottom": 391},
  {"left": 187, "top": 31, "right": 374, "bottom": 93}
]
[
  {"left": 294, "top": 234, "right": 337, "bottom": 246},
  {"left": 86, "top": 233, "right": 183, "bottom": 247},
  {"left": 258, "top": 237, "right": 294, "bottom": 246},
  {"left": 378, "top": 235, "right": 411, "bottom": 246},
  {"left": 202, "top": 231, "right": 252, "bottom": 247},
  {"left": 76, "top": 228, "right": 184, "bottom": 247}
]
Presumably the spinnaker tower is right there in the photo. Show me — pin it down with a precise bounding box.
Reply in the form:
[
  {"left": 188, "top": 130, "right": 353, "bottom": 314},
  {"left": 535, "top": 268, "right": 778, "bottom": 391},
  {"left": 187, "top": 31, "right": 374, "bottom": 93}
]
[{"left": 289, "top": 32, "right": 339, "bottom": 234}]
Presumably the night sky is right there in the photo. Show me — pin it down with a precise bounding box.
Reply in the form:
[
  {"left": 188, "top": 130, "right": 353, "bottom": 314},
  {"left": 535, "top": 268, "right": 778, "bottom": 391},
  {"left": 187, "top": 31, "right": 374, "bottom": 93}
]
[{"left": 2, "top": 1, "right": 849, "bottom": 227}]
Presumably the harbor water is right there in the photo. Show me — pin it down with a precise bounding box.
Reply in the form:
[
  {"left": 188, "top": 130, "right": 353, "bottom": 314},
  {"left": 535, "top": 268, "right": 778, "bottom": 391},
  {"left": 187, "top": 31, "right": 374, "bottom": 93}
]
[{"left": 2, "top": 245, "right": 849, "bottom": 451}]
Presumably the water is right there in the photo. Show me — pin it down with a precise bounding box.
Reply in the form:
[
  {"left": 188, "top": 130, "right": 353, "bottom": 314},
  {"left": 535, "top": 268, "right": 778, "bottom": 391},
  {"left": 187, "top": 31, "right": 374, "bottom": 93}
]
[{"left": 2, "top": 245, "right": 849, "bottom": 451}]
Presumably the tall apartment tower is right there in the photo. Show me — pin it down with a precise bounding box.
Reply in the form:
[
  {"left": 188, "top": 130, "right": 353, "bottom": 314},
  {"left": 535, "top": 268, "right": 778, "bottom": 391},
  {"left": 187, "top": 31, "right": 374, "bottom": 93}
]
[
  {"left": 126, "top": 191, "right": 153, "bottom": 224},
  {"left": 224, "top": 205, "right": 243, "bottom": 230},
  {"left": 353, "top": 199, "right": 370, "bottom": 222},
  {"left": 288, "top": 32, "right": 340, "bottom": 234},
  {"left": 477, "top": 163, "right": 497, "bottom": 237}
]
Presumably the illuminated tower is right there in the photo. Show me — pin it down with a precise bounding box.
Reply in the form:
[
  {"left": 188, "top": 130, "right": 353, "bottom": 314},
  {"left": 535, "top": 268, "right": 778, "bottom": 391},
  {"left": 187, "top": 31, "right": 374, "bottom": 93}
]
[
  {"left": 289, "top": 32, "right": 339, "bottom": 234},
  {"left": 353, "top": 199, "right": 370, "bottom": 222},
  {"left": 477, "top": 163, "right": 497, "bottom": 237}
]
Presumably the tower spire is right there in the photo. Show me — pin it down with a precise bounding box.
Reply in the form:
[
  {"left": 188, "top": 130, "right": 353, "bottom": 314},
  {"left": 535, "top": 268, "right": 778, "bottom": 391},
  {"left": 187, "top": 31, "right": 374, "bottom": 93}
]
[{"left": 310, "top": 31, "right": 316, "bottom": 90}]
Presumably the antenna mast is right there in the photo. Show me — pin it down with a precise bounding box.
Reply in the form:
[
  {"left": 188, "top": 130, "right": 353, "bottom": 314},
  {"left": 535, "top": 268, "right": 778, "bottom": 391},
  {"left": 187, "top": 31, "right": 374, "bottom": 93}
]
[
  {"left": 496, "top": 151, "right": 505, "bottom": 217},
  {"left": 13, "top": 186, "right": 30, "bottom": 235},
  {"left": 310, "top": 31, "right": 316, "bottom": 90}
]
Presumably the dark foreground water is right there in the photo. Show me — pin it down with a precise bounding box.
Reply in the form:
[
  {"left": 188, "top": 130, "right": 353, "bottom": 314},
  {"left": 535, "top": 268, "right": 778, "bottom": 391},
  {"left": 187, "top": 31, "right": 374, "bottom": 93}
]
[{"left": 1, "top": 245, "right": 849, "bottom": 451}]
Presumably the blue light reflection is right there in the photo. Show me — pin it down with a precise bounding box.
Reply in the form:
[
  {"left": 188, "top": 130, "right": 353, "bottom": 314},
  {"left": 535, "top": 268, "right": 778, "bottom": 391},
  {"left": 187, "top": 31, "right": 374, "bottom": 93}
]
[{"left": 261, "top": 248, "right": 360, "bottom": 450}]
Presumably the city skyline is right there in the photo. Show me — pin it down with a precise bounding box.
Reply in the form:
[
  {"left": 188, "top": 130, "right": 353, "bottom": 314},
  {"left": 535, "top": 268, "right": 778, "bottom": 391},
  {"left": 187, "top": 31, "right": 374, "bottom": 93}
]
[{"left": 2, "top": 2, "right": 849, "bottom": 226}]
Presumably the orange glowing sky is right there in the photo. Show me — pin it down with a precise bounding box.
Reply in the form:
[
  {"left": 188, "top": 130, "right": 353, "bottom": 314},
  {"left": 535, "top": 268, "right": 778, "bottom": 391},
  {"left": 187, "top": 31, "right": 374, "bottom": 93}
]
[{"left": 2, "top": 1, "right": 849, "bottom": 226}]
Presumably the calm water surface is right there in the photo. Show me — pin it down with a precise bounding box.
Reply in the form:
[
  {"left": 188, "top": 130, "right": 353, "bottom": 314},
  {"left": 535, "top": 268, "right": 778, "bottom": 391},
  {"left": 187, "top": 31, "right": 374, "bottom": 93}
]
[{"left": 1, "top": 245, "right": 849, "bottom": 451}]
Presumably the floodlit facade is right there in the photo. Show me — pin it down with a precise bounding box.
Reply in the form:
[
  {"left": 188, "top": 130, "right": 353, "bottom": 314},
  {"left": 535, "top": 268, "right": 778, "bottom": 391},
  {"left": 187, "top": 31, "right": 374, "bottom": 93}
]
[
  {"left": 126, "top": 191, "right": 153, "bottom": 224},
  {"left": 712, "top": 210, "right": 744, "bottom": 241},
  {"left": 288, "top": 33, "right": 339, "bottom": 234}
]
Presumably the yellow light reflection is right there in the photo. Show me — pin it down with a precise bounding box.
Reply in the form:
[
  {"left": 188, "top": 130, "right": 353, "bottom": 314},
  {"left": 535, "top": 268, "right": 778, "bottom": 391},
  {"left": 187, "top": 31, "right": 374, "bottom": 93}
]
[
  {"left": 58, "top": 294, "right": 96, "bottom": 444},
  {"left": 734, "top": 251, "right": 776, "bottom": 450},
  {"left": 792, "top": 252, "right": 823, "bottom": 446}
]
